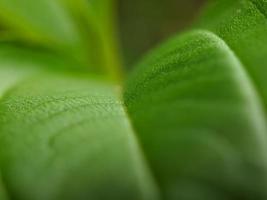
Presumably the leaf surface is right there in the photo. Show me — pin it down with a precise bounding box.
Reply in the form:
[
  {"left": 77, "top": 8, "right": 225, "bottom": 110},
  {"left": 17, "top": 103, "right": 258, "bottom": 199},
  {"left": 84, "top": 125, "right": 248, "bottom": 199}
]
[
  {"left": 0, "top": 51, "right": 159, "bottom": 200},
  {"left": 0, "top": 0, "right": 122, "bottom": 76},
  {"left": 0, "top": 172, "right": 9, "bottom": 200},
  {"left": 196, "top": 0, "right": 267, "bottom": 112},
  {"left": 124, "top": 30, "right": 267, "bottom": 199},
  {"left": 1, "top": 0, "right": 267, "bottom": 200},
  {"left": 0, "top": 0, "right": 80, "bottom": 48}
]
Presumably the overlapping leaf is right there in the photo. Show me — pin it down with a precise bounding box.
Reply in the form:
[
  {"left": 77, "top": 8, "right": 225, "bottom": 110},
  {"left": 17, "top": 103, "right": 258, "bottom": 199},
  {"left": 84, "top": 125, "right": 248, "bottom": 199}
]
[
  {"left": 0, "top": 0, "right": 267, "bottom": 200},
  {"left": 124, "top": 30, "right": 267, "bottom": 199},
  {"left": 196, "top": 0, "right": 267, "bottom": 111}
]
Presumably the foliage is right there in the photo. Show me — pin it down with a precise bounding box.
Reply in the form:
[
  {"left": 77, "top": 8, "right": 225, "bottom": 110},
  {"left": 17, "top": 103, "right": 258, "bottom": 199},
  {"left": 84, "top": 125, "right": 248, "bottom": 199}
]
[{"left": 0, "top": 0, "right": 267, "bottom": 199}]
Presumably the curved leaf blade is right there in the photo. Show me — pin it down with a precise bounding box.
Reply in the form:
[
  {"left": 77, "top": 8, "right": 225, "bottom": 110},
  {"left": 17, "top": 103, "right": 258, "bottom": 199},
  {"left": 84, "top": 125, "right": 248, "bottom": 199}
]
[
  {"left": 0, "top": 65, "right": 159, "bottom": 199},
  {"left": 196, "top": 0, "right": 267, "bottom": 112},
  {"left": 124, "top": 30, "right": 267, "bottom": 199}
]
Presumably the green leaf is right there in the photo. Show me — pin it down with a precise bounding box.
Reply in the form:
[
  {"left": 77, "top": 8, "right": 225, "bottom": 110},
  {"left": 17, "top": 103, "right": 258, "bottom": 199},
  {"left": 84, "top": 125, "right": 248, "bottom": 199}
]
[
  {"left": 0, "top": 172, "right": 9, "bottom": 200},
  {"left": 124, "top": 30, "right": 267, "bottom": 199},
  {"left": 58, "top": 0, "right": 123, "bottom": 79},
  {"left": 0, "top": 0, "right": 75, "bottom": 41},
  {"left": 196, "top": 0, "right": 267, "bottom": 112},
  {"left": 0, "top": 0, "right": 83, "bottom": 53},
  {"left": 0, "top": 64, "right": 159, "bottom": 199},
  {"left": 0, "top": 42, "right": 86, "bottom": 72},
  {"left": 0, "top": 0, "right": 122, "bottom": 78},
  {"left": 1, "top": 0, "right": 267, "bottom": 199}
]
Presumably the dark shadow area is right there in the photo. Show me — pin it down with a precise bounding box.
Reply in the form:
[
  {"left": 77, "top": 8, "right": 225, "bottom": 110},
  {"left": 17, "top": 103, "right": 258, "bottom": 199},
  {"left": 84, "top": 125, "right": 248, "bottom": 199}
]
[{"left": 118, "top": 0, "right": 206, "bottom": 68}]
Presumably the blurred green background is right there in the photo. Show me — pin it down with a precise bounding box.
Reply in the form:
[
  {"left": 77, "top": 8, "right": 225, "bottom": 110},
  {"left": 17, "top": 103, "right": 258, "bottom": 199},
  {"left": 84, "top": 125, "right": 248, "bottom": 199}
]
[
  {"left": 0, "top": 0, "right": 207, "bottom": 77},
  {"left": 118, "top": 0, "right": 206, "bottom": 68}
]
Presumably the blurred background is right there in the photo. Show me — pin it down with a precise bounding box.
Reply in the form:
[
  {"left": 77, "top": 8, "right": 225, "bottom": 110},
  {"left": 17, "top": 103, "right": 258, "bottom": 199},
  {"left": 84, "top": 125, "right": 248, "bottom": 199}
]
[
  {"left": 118, "top": 0, "right": 206, "bottom": 68},
  {"left": 0, "top": 0, "right": 207, "bottom": 75}
]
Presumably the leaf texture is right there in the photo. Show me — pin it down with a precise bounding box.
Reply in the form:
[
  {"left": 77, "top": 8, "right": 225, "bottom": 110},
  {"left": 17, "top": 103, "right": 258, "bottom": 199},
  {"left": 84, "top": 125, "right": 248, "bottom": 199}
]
[
  {"left": 0, "top": 0, "right": 267, "bottom": 200},
  {"left": 0, "top": 49, "right": 159, "bottom": 200},
  {"left": 124, "top": 30, "right": 267, "bottom": 199},
  {"left": 196, "top": 0, "right": 267, "bottom": 112}
]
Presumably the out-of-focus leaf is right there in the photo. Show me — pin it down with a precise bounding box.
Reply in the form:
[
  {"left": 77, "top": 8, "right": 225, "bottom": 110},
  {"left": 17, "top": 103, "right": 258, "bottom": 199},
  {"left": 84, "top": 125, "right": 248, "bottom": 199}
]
[
  {"left": 0, "top": 0, "right": 85, "bottom": 60},
  {"left": 0, "top": 0, "right": 77, "bottom": 43},
  {"left": 0, "top": 56, "right": 159, "bottom": 200},
  {"left": 124, "top": 30, "right": 267, "bottom": 199},
  {"left": 0, "top": 42, "right": 86, "bottom": 72},
  {"left": 0, "top": 0, "right": 122, "bottom": 78},
  {"left": 62, "top": 0, "right": 123, "bottom": 80}
]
